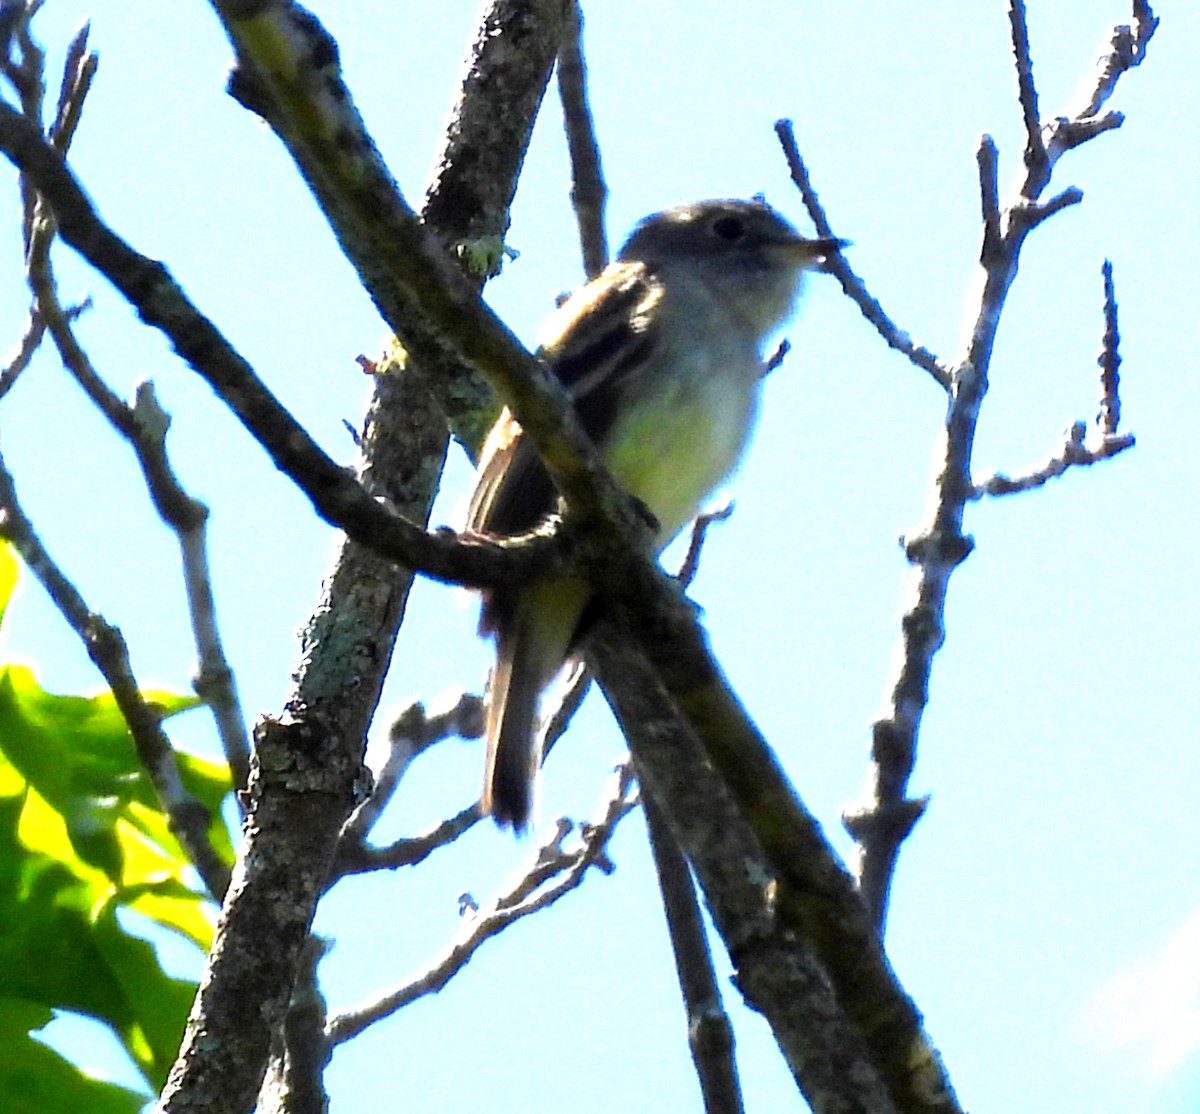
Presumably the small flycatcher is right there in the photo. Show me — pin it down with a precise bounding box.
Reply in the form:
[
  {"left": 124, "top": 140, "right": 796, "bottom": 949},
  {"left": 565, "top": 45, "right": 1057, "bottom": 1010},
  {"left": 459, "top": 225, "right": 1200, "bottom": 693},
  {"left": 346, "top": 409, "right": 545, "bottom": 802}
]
[{"left": 467, "top": 198, "right": 841, "bottom": 829}]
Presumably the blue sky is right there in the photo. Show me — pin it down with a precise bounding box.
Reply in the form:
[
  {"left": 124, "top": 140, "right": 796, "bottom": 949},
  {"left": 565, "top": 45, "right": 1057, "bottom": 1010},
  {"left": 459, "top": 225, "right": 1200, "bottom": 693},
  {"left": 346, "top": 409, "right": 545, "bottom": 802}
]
[{"left": 2, "top": 1, "right": 1198, "bottom": 1111}]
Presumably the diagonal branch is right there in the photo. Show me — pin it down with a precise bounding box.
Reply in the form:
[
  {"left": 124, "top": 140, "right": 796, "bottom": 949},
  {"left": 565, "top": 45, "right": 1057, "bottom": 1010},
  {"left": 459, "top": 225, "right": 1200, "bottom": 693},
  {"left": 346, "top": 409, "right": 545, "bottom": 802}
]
[
  {"left": 590, "top": 626, "right": 943, "bottom": 1114},
  {"left": 0, "top": 95, "right": 564, "bottom": 590},
  {"left": 775, "top": 120, "right": 951, "bottom": 390}
]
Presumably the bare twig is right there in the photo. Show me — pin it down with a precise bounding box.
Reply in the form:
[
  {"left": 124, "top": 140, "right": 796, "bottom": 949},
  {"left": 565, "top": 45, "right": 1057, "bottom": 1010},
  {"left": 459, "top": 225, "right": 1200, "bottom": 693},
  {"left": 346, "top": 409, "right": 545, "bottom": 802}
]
[
  {"left": 970, "top": 421, "right": 1134, "bottom": 498},
  {"left": 0, "top": 0, "right": 53, "bottom": 400},
  {"left": 1016, "top": 184, "right": 1084, "bottom": 230},
  {"left": 0, "top": 453, "right": 231, "bottom": 900},
  {"left": 0, "top": 311, "right": 44, "bottom": 398},
  {"left": 763, "top": 338, "right": 790, "bottom": 376},
  {"left": 977, "top": 135, "right": 1002, "bottom": 264},
  {"left": 336, "top": 803, "right": 484, "bottom": 878},
  {"left": 338, "top": 692, "right": 485, "bottom": 849},
  {"left": 557, "top": 0, "right": 608, "bottom": 279},
  {"left": 49, "top": 19, "right": 95, "bottom": 150},
  {"left": 1008, "top": 0, "right": 1046, "bottom": 174},
  {"left": 1097, "top": 257, "right": 1122, "bottom": 436},
  {"left": 846, "top": 3, "right": 1154, "bottom": 930},
  {"left": 3, "top": 0, "right": 234, "bottom": 896},
  {"left": 971, "top": 258, "right": 1134, "bottom": 498},
  {"left": 676, "top": 503, "right": 735, "bottom": 590},
  {"left": 153, "top": 425, "right": 254, "bottom": 793},
  {"left": 1035, "top": 2, "right": 1157, "bottom": 195},
  {"left": 3, "top": 0, "right": 46, "bottom": 255},
  {"left": 1073, "top": 0, "right": 1159, "bottom": 120},
  {"left": 775, "top": 119, "right": 952, "bottom": 389},
  {"left": 643, "top": 790, "right": 744, "bottom": 1114},
  {"left": 325, "top": 765, "right": 639, "bottom": 1045}
]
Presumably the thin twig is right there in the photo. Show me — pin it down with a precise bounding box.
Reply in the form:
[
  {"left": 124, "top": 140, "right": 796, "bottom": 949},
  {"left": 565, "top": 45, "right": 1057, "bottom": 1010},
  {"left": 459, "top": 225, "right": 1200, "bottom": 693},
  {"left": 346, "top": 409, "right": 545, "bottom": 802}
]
[
  {"left": 971, "top": 257, "right": 1134, "bottom": 499},
  {"left": 1008, "top": 0, "right": 1046, "bottom": 175},
  {"left": 557, "top": 0, "right": 608, "bottom": 279},
  {"left": 1097, "top": 258, "right": 1121, "bottom": 436},
  {"left": 325, "top": 764, "right": 639, "bottom": 1045},
  {"left": 0, "top": 0, "right": 52, "bottom": 400},
  {"left": 49, "top": 19, "right": 95, "bottom": 150},
  {"left": 1017, "top": 185, "right": 1084, "bottom": 230},
  {"left": 338, "top": 692, "right": 485, "bottom": 849},
  {"left": 1035, "top": 3, "right": 1157, "bottom": 196},
  {"left": 970, "top": 421, "right": 1134, "bottom": 498},
  {"left": 676, "top": 504, "right": 734, "bottom": 590},
  {"left": 775, "top": 119, "right": 951, "bottom": 389},
  {"left": 0, "top": 452, "right": 231, "bottom": 900},
  {"left": 977, "top": 134, "right": 1002, "bottom": 265},
  {"left": 336, "top": 803, "right": 484, "bottom": 877},
  {"left": 643, "top": 790, "right": 744, "bottom": 1114},
  {"left": 4, "top": 0, "right": 46, "bottom": 255},
  {"left": 0, "top": 311, "right": 44, "bottom": 398},
  {"left": 3, "top": 0, "right": 233, "bottom": 898},
  {"left": 1074, "top": 0, "right": 1159, "bottom": 120}
]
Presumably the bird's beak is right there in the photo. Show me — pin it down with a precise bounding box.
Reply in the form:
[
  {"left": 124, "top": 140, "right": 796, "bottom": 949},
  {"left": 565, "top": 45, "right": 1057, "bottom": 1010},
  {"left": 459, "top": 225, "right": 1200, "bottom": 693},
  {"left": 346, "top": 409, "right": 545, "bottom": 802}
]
[{"left": 777, "top": 236, "right": 849, "bottom": 270}]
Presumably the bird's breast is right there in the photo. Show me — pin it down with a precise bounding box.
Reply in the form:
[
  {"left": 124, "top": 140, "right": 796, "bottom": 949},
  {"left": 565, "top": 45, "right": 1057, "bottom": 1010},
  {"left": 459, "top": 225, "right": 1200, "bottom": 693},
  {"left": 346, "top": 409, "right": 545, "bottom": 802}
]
[{"left": 601, "top": 342, "right": 763, "bottom": 547}]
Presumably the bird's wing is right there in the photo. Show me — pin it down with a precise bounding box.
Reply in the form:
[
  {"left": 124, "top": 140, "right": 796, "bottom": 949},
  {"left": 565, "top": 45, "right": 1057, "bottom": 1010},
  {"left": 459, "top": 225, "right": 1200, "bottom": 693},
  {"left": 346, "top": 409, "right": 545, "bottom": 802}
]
[{"left": 466, "top": 261, "right": 663, "bottom": 539}]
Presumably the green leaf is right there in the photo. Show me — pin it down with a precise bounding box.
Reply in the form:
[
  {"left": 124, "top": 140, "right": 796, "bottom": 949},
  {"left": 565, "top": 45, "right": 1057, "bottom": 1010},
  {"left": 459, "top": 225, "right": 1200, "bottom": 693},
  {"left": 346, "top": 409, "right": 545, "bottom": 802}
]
[
  {"left": 0, "top": 998, "right": 148, "bottom": 1114},
  {"left": 0, "top": 816, "right": 195, "bottom": 1087},
  {"left": 0, "top": 663, "right": 234, "bottom": 893},
  {"left": 0, "top": 545, "right": 235, "bottom": 1093},
  {"left": 0, "top": 755, "right": 198, "bottom": 1090}
]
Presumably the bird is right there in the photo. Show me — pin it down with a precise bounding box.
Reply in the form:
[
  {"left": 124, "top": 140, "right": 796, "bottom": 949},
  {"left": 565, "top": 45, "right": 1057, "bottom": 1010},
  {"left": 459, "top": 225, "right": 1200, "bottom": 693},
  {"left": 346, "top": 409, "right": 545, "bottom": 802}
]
[{"left": 466, "top": 197, "right": 843, "bottom": 829}]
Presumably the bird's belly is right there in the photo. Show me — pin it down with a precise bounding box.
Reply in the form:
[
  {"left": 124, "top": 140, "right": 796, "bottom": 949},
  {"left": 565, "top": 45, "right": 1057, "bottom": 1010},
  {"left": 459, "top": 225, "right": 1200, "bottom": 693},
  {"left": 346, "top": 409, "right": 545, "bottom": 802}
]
[{"left": 603, "top": 362, "right": 761, "bottom": 547}]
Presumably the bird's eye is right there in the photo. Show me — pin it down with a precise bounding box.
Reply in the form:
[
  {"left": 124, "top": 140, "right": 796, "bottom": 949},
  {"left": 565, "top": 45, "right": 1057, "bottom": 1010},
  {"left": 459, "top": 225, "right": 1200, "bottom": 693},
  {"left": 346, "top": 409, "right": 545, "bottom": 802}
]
[{"left": 710, "top": 215, "right": 746, "bottom": 242}]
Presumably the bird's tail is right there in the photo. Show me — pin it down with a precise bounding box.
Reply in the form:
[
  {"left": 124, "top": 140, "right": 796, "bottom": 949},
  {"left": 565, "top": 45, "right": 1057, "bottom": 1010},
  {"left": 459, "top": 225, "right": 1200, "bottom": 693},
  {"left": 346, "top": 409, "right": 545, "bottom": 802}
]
[{"left": 482, "top": 577, "right": 587, "bottom": 830}]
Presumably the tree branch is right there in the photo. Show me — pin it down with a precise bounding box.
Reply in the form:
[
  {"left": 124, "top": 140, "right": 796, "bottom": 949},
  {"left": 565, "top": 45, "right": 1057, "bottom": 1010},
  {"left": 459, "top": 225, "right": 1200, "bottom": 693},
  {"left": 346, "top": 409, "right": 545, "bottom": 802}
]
[
  {"left": 325, "top": 767, "right": 638, "bottom": 1045},
  {"left": 845, "top": 2, "right": 1154, "bottom": 930},
  {"left": 642, "top": 791, "right": 745, "bottom": 1114},
  {"left": 775, "top": 119, "right": 951, "bottom": 390},
  {"left": 0, "top": 97, "right": 548, "bottom": 589},
  {"left": 148, "top": 5, "right": 575, "bottom": 1111},
  {"left": 590, "top": 630, "right": 925, "bottom": 1114},
  {"left": 0, "top": 452, "right": 231, "bottom": 900},
  {"left": 557, "top": 0, "right": 608, "bottom": 279}
]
